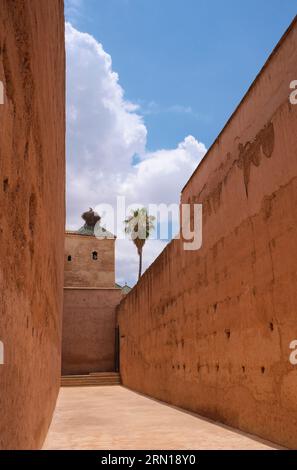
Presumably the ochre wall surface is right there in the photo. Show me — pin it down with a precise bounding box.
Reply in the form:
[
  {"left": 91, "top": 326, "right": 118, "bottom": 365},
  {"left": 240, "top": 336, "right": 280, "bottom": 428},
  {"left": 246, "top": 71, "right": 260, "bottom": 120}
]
[
  {"left": 118, "top": 18, "right": 297, "bottom": 449},
  {"left": 62, "top": 288, "right": 122, "bottom": 375},
  {"left": 65, "top": 233, "right": 115, "bottom": 288},
  {"left": 0, "top": 0, "right": 65, "bottom": 449}
]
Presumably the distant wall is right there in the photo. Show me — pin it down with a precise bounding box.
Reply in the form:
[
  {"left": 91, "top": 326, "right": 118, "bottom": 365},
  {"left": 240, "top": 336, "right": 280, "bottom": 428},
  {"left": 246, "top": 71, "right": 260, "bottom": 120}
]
[
  {"left": 118, "top": 18, "right": 297, "bottom": 448},
  {"left": 65, "top": 233, "right": 115, "bottom": 288},
  {"left": 0, "top": 0, "right": 65, "bottom": 449},
  {"left": 62, "top": 288, "right": 122, "bottom": 375}
]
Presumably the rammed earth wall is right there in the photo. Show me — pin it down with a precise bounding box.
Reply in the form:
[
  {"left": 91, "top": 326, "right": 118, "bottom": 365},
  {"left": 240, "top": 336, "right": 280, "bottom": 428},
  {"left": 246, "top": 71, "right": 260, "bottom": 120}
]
[
  {"left": 117, "top": 17, "right": 297, "bottom": 448},
  {"left": 0, "top": 0, "right": 65, "bottom": 449}
]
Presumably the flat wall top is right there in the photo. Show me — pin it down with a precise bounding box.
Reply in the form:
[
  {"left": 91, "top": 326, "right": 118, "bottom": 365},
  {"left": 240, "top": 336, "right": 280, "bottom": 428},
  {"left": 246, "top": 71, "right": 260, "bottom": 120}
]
[{"left": 65, "top": 230, "right": 116, "bottom": 240}]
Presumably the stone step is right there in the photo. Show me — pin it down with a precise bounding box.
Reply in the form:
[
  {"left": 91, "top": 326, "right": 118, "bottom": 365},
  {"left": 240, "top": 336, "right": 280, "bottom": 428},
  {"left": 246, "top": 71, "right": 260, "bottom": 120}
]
[
  {"left": 63, "top": 380, "right": 121, "bottom": 383},
  {"left": 61, "top": 373, "right": 121, "bottom": 387},
  {"left": 89, "top": 372, "right": 120, "bottom": 377},
  {"left": 62, "top": 376, "right": 121, "bottom": 380},
  {"left": 62, "top": 378, "right": 121, "bottom": 382},
  {"left": 61, "top": 377, "right": 121, "bottom": 382},
  {"left": 62, "top": 382, "right": 121, "bottom": 387},
  {"left": 61, "top": 381, "right": 121, "bottom": 387}
]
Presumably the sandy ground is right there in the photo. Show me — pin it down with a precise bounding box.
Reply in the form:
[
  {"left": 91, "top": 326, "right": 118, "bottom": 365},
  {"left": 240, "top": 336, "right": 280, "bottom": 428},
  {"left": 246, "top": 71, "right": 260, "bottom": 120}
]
[{"left": 43, "top": 386, "right": 282, "bottom": 450}]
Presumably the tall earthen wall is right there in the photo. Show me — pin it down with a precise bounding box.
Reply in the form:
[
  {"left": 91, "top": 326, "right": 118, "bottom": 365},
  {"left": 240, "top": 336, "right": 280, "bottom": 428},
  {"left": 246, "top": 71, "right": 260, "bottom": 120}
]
[
  {"left": 117, "top": 18, "right": 297, "bottom": 448},
  {"left": 62, "top": 288, "right": 122, "bottom": 375},
  {"left": 0, "top": 0, "right": 65, "bottom": 449}
]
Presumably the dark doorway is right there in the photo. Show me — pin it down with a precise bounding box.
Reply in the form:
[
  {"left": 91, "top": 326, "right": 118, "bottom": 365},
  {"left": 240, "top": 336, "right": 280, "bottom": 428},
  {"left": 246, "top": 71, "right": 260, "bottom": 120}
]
[{"left": 115, "top": 326, "right": 120, "bottom": 372}]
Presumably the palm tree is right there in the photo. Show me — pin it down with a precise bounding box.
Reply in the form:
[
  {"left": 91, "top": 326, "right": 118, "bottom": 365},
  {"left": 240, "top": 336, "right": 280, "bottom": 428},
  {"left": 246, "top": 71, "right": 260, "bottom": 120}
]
[{"left": 124, "top": 208, "right": 155, "bottom": 281}]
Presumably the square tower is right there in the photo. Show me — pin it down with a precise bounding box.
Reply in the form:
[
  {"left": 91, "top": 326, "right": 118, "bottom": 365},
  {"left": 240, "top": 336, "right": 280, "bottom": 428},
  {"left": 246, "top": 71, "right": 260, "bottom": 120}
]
[
  {"left": 62, "top": 209, "right": 121, "bottom": 375},
  {"left": 64, "top": 208, "right": 116, "bottom": 288}
]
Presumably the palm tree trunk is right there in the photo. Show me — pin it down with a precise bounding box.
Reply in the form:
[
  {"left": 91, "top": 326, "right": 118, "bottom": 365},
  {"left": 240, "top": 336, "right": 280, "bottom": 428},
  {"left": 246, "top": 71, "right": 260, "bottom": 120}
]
[{"left": 138, "top": 248, "right": 142, "bottom": 281}]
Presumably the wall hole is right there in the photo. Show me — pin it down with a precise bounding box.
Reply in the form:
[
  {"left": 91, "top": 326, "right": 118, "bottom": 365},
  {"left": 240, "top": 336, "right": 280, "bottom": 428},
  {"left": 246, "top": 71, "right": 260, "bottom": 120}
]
[
  {"left": 269, "top": 322, "right": 274, "bottom": 331},
  {"left": 3, "top": 178, "right": 8, "bottom": 192},
  {"left": 67, "top": 255, "right": 72, "bottom": 262},
  {"left": 225, "top": 329, "right": 231, "bottom": 339},
  {"left": 92, "top": 251, "right": 98, "bottom": 260},
  {"left": 261, "top": 366, "right": 265, "bottom": 374},
  {"left": 29, "top": 192, "right": 37, "bottom": 235}
]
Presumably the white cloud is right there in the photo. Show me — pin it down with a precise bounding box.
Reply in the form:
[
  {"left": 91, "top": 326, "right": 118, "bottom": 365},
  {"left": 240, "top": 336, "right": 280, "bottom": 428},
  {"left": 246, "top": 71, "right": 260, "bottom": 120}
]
[
  {"left": 116, "top": 238, "right": 167, "bottom": 286},
  {"left": 66, "top": 23, "right": 207, "bottom": 286},
  {"left": 140, "top": 101, "right": 193, "bottom": 116},
  {"left": 65, "top": 0, "right": 83, "bottom": 23},
  {"left": 121, "top": 135, "right": 206, "bottom": 205}
]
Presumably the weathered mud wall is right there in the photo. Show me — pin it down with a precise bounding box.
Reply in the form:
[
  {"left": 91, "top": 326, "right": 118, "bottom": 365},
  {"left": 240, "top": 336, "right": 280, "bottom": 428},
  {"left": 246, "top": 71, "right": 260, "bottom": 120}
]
[
  {"left": 118, "top": 18, "right": 297, "bottom": 448},
  {"left": 62, "top": 288, "right": 122, "bottom": 375},
  {"left": 0, "top": 1, "right": 65, "bottom": 449}
]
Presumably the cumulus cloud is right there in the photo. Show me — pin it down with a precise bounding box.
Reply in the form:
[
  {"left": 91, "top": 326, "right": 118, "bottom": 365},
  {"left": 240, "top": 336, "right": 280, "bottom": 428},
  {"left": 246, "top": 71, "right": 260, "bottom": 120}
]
[
  {"left": 66, "top": 23, "right": 147, "bottom": 225},
  {"left": 65, "top": 0, "right": 83, "bottom": 23},
  {"left": 66, "top": 23, "right": 207, "bottom": 286},
  {"left": 121, "top": 135, "right": 206, "bottom": 205}
]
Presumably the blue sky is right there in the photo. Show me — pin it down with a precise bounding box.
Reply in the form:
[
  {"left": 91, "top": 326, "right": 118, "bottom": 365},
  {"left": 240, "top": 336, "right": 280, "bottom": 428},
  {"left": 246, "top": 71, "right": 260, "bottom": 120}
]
[
  {"left": 65, "top": 1, "right": 296, "bottom": 286},
  {"left": 66, "top": 0, "right": 296, "bottom": 152}
]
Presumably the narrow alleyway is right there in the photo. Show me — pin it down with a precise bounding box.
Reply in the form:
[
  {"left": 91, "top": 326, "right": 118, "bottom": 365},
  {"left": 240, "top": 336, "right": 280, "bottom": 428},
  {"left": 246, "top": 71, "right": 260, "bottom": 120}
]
[{"left": 43, "top": 386, "right": 280, "bottom": 450}]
